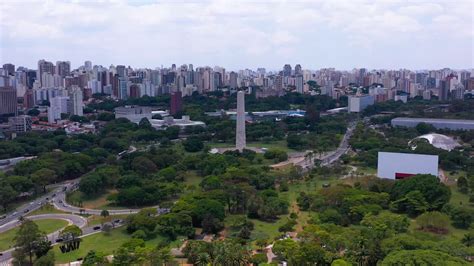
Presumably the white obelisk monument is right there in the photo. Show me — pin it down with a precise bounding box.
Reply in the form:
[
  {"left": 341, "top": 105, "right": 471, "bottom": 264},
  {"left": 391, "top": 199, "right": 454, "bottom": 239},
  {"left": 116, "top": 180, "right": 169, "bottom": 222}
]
[{"left": 236, "top": 90, "right": 246, "bottom": 152}]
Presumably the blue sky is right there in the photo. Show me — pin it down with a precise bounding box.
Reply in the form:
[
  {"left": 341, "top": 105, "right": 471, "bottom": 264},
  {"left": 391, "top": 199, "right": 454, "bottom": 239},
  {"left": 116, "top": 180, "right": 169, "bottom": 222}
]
[{"left": 0, "top": 0, "right": 473, "bottom": 71}]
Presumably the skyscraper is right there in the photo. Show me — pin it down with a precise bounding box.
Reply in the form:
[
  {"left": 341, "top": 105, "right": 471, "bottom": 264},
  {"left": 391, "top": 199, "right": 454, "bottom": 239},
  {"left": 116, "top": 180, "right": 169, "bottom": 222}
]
[
  {"left": 69, "top": 87, "right": 84, "bottom": 116},
  {"left": 235, "top": 90, "right": 246, "bottom": 152},
  {"left": 170, "top": 91, "right": 182, "bottom": 116},
  {"left": 283, "top": 64, "right": 292, "bottom": 77},
  {"left": 38, "top": 60, "right": 54, "bottom": 86},
  {"left": 229, "top": 71, "right": 238, "bottom": 89},
  {"left": 2, "top": 64, "right": 15, "bottom": 76},
  {"left": 0, "top": 86, "right": 17, "bottom": 115},
  {"left": 296, "top": 75, "right": 304, "bottom": 93},
  {"left": 56, "top": 61, "right": 71, "bottom": 78},
  {"left": 294, "top": 64, "right": 302, "bottom": 75}
]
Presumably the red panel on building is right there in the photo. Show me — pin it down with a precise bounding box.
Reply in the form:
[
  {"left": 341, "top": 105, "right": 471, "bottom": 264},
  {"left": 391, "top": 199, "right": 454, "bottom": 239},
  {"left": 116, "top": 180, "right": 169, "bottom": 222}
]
[{"left": 395, "top": 173, "right": 415, "bottom": 180}]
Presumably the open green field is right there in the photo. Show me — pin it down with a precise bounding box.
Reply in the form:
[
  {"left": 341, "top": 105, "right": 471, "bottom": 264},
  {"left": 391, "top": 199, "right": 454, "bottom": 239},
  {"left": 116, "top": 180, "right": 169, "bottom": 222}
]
[
  {"left": 26, "top": 204, "right": 69, "bottom": 216},
  {"left": 53, "top": 228, "right": 181, "bottom": 263},
  {"left": 0, "top": 219, "right": 69, "bottom": 251},
  {"left": 67, "top": 190, "right": 125, "bottom": 210}
]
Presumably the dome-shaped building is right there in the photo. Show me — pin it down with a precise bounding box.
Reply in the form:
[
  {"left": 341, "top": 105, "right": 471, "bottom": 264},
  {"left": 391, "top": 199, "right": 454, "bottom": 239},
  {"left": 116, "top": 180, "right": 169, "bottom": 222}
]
[{"left": 409, "top": 133, "right": 461, "bottom": 151}]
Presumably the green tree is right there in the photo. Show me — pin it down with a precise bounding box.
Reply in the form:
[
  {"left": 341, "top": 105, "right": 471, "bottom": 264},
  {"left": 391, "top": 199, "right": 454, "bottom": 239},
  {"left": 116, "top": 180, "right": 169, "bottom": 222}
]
[
  {"left": 13, "top": 219, "right": 50, "bottom": 265},
  {"left": 33, "top": 251, "right": 55, "bottom": 266},
  {"left": 183, "top": 136, "right": 204, "bottom": 152},
  {"left": 0, "top": 182, "right": 18, "bottom": 211},
  {"left": 132, "top": 156, "right": 158, "bottom": 176},
  {"left": 462, "top": 230, "right": 474, "bottom": 247},
  {"left": 138, "top": 117, "right": 152, "bottom": 130},
  {"left": 31, "top": 168, "right": 57, "bottom": 193},
  {"left": 82, "top": 250, "right": 107, "bottom": 266},
  {"left": 390, "top": 190, "right": 429, "bottom": 216},
  {"left": 415, "top": 122, "right": 436, "bottom": 134},
  {"left": 100, "top": 210, "right": 110, "bottom": 224},
  {"left": 450, "top": 207, "right": 474, "bottom": 229},
  {"left": 390, "top": 174, "right": 450, "bottom": 211},
  {"left": 250, "top": 253, "right": 267, "bottom": 265},
  {"left": 200, "top": 175, "right": 222, "bottom": 191},
  {"left": 380, "top": 250, "right": 468, "bottom": 265},
  {"left": 60, "top": 225, "right": 82, "bottom": 239}
]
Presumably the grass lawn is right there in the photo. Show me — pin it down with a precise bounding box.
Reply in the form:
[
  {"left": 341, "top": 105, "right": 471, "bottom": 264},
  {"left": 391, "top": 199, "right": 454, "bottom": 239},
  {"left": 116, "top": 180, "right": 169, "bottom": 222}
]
[
  {"left": 67, "top": 190, "right": 125, "bottom": 210},
  {"left": 53, "top": 228, "right": 170, "bottom": 263},
  {"left": 183, "top": 171, "right": 203, "bottom": 187},
  {"left": 250, "top": 217, "right": 288, "bottom": 241},
  {"left": 208, "top": 140, "right": 297, "bottom": 153},
  {"left": 448, "top": 184, "right": 474, "bottom": 211},
  {"left": 0, "top": 219, "right": 69, "bottom": 251},
  {"left": 26, "top": 204, "right": 69, "bottom": 216}
]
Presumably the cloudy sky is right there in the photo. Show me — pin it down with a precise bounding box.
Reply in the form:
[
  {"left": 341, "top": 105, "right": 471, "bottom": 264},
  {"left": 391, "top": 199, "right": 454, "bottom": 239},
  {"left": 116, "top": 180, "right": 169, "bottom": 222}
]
[{"left": 0, "top": 0, "right": 473, "bottom": 70}]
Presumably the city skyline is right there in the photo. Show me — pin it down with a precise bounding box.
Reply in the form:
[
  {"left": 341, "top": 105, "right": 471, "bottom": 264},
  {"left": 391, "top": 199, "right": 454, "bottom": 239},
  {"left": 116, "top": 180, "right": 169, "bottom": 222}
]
[{"left": 1, "top": 0, "right": 473, "bottom": 70}]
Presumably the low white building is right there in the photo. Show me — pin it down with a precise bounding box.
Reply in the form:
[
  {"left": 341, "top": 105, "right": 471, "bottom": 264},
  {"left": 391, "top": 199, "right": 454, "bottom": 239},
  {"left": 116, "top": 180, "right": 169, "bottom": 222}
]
[
  {"left": 150, "top": 116, "right": 205, "bottom": 130},
  {"left": 348, "top": 95, "right": 374, "bottom": 113},
  {"left": 114, "top": 106, "right": 152, "bottom": 123},
  {"left": 377, "top": 152, "right": 438, "bottom": 179}
]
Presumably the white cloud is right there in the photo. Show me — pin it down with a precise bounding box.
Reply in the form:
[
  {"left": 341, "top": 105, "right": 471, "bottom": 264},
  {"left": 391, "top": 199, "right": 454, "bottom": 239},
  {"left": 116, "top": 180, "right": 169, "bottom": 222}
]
[{"left": 0, "top": 0, "right": 472, "bottom": 69}]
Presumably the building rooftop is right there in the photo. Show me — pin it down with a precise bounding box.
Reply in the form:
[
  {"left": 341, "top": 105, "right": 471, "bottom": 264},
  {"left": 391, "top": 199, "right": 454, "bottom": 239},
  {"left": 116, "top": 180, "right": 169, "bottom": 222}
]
[
  {"left": 392, "top": 117, "right": 474, "bottom": 125},
  {"left": 410, "top": 133, "right": 461, "bottom": 151}
]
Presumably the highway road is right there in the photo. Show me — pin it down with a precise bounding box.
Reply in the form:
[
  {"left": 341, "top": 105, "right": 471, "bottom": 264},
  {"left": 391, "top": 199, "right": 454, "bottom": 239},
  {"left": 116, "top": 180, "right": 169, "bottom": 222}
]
[
  {"left": 51, "top": 191, "right": 141, "bottom": 216},
  {"left": 0, "top": 180, "right": 79, "bottom": 228},
  {"left": 296, "top": 122, "right": 356, "bottom": 171}
]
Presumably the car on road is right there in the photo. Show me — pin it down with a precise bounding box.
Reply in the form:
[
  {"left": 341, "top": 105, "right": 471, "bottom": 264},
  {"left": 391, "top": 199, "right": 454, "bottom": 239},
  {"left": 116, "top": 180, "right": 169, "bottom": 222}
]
[
  {"left": 24, "top": 209, "right": 29, "bottom": 213},
  {"left": 0, "top": 215, "right": 6, "bottom": 220},
  {"left": 93, "top": 226, "right": 101, "bottom": 230}
]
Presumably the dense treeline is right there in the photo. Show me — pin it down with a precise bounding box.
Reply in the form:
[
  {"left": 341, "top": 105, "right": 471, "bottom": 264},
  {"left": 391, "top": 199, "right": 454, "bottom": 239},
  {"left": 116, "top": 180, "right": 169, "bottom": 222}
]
[
  {"left": 117, "top": 149, "right": 289, "bottom": 242},
  {"left": 286, "top": 174, "right": 473, "bottom": 265}
]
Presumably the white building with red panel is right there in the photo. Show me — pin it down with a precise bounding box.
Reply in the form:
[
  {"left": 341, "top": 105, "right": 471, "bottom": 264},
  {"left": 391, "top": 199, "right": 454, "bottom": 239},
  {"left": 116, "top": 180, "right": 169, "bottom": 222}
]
[{"left": 377, "top": 152, "right": 439, "bottom": 179}]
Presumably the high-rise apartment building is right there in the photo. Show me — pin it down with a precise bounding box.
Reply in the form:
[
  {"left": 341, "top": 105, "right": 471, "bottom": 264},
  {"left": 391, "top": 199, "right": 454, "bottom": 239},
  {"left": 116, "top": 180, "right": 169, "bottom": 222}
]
[
  {"left": 283, "top": 64, "right": 292, "bottom": 76},
  {"left": 38, "top": 60, "right": 55, "bottom": 86},
  {"left": 296, "top": 75, "right": 304, "bottom": 93},
  {"left": 2, "top": 64, "right": 15, "bottom": 76},
  {"left": 295, "top": 64, "right": 302, "bottom": 75},
  {"left": 68, "top": 87, "right": 84, "bottom": 116},
  {"left": 48, "top": 96, "right": 69, "bottom": 123},
  {"left": 170, "top": 91, "right": 182, "bottom": 116},
  {"left": 0, "top": 86, "right": 17, "bottom": 115},
  {"left": 229, "top": 71, "right": 238, "bottom": 89},
  {"left": 56, "top": 61, "right": 71, "bottom": 78}
]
